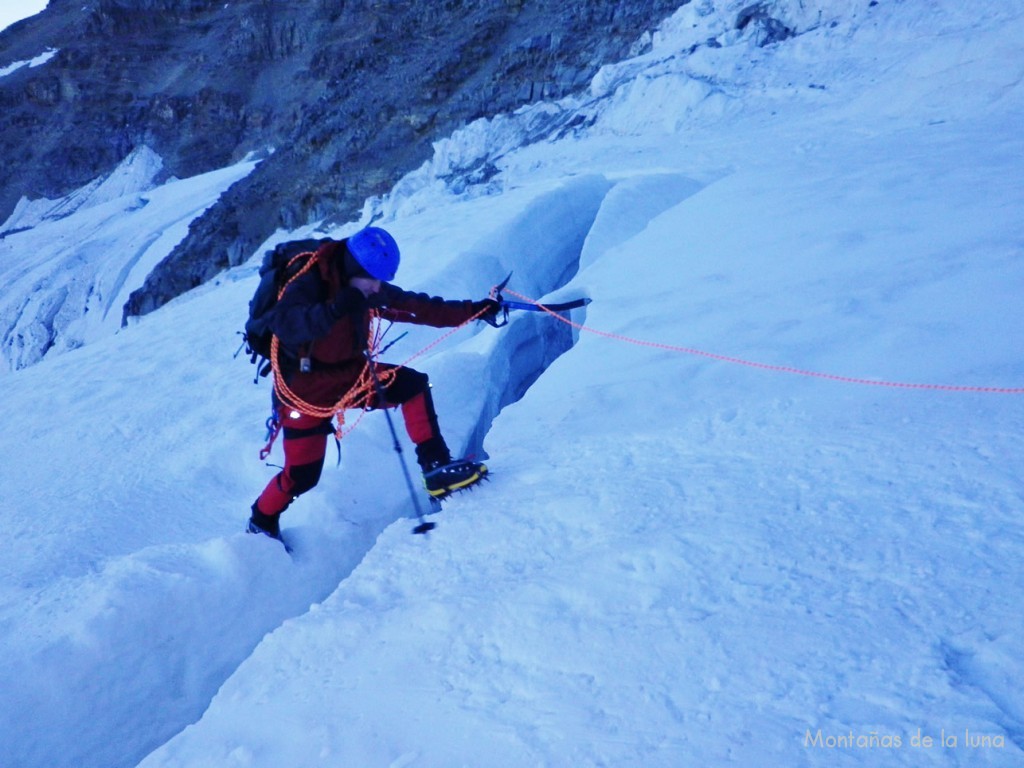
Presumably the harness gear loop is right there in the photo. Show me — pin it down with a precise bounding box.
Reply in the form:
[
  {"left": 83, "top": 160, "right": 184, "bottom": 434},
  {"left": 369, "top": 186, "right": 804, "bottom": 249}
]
[{"left": 259, "top": 413, "right": 282, "bottom": 461}]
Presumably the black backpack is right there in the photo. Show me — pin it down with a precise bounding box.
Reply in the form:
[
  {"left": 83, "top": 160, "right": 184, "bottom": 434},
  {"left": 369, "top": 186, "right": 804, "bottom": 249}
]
[{"left": 242, "top": 238, "right": 329, "bottom": 378}]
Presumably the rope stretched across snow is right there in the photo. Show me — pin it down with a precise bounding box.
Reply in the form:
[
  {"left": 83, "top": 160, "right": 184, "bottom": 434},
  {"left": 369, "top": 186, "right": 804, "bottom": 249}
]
[{"left": 503, "top": 289, "right": 1024, "bottom": 395}]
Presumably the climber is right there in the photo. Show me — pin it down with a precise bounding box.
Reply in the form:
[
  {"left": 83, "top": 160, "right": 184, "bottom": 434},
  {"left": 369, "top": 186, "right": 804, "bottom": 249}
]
[{"left": 247, "top": 226, "right": 499, "bottom": 541}]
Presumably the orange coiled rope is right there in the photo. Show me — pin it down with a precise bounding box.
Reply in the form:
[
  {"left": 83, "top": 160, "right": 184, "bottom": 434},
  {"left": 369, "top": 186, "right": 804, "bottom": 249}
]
[
  {"left": 270, "top": 322, "right": 398, "bottom": 438},
  {"left": 269, "top": 256, "right": 493, "bottom": 440}
]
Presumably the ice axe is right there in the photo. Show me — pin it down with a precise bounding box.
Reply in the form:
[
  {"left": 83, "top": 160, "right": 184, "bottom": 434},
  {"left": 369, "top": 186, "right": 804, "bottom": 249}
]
[{"left": 483, "top": 271, "right": 592, "bottom": 328}]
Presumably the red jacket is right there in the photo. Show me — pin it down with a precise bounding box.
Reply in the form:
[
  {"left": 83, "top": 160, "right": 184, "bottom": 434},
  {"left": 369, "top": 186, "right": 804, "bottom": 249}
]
[{"left": 272, "top": 241, "right": 484, "bottom": 407}]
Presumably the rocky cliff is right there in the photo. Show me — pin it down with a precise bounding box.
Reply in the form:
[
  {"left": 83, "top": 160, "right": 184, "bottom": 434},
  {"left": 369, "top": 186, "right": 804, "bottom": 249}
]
[{"left": 0, "top": 0, "right": 685, "bottom": 321}]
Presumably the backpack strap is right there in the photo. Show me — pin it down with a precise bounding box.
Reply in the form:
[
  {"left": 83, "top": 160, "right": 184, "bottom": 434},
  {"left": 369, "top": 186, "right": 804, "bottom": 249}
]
[{"left": 314, "top": 240, "right": 346, "bottom": 296}]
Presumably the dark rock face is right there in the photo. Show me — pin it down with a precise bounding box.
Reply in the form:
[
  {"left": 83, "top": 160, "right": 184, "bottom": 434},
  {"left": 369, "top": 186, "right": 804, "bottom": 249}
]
[{"left": 0, "top": 0, "right": 686, "bottom": 319}]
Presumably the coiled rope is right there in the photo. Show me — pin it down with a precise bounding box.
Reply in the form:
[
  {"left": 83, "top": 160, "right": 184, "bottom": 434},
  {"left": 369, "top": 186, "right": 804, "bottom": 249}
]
[{"left": 269, "top": 255, "right": 493, "bottom": 440}]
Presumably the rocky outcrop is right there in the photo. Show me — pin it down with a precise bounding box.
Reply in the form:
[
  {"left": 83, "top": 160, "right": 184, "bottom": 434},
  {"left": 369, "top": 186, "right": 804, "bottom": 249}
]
[
  {"left": 736, "top": 3, "right": 796, "bottom": 46},
  {"left": 0, "top": 0, "right": 686, "bottom": 320}
]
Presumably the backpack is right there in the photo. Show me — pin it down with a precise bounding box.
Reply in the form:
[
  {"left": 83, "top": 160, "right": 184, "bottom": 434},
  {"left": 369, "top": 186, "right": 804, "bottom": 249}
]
[{"left": 242, "top": 238, "right": 329, "bottom": 378}]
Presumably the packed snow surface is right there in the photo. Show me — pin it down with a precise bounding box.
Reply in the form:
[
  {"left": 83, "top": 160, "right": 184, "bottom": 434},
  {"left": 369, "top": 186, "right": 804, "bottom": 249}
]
[{"left": 2, "top": 1, "right": 1023, "bottom": 766}]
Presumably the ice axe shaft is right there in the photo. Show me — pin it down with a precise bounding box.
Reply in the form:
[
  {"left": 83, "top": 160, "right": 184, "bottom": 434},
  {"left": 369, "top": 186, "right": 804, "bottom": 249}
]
[
  {"left": 365, "top": 353, "right": 436, "bottom": 535},
  {"left": 501, "top": 298, "right": 591, "bottom": 313}
]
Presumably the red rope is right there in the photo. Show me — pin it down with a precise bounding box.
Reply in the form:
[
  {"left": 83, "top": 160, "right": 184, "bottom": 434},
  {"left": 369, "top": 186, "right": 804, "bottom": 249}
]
[{"left": 504, "top": 289, "right": 1024, "bottom": 395}]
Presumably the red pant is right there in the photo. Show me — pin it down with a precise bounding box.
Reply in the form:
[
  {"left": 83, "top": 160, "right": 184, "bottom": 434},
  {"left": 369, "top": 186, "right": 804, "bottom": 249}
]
[{"left": 254, "top": 365, "right": 449, "bottom": 516}]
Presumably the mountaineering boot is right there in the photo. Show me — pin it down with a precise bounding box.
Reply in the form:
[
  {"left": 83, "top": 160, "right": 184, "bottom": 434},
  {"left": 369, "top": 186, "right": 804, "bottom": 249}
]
[
  {"left": 422, "top": 458, "right": 488, "bottom": 498},
  {"left": 247, "top": 504, "right": 283, "bottom": 541}
]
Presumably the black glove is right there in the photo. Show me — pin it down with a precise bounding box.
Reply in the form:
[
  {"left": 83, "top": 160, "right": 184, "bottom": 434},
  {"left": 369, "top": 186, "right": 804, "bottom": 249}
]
[
  {"left": 474, "top": 298, "right": 504, "bottom": 327},
  {"left": 328, "top": 286, "right": 368, "bottom": 319}
]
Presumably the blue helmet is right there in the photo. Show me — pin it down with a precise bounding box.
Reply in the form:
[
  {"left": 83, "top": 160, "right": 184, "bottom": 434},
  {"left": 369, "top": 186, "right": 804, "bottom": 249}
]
[{"left": 346, "top": 226, "right": 400, "bottom": 280}]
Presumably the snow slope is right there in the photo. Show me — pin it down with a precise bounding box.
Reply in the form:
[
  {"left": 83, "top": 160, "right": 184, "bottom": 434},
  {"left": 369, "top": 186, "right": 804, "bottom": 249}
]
[{"left": 2, "top": 1, "right": 1023, "bottom": 766}]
